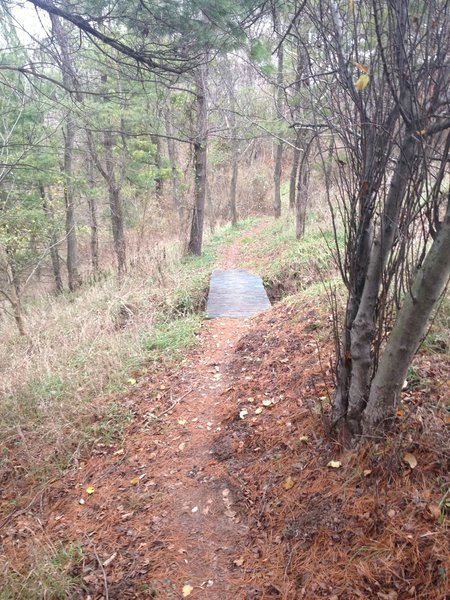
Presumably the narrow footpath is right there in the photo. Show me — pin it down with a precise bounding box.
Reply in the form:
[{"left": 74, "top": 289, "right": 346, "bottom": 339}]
[{"left": 46, "top": 223, "right": 273, "bottom": 598}]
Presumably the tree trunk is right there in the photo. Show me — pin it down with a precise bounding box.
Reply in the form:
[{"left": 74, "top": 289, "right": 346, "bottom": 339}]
[
  {"left": 226, "top": 60, "right": 239, "bottom": 226},
  {"left": 150, "top": 133, "right": 163, "bottom": 197},
  {"left": 63, "top": 111, "right": 81, "bottom": 291},
  {"left": 164, "top": 111, "right": 183, "bottom": 222},
  {"left": 104, "top": 128, "right": 126, "bottom": 280},
  {"left": 188, "top": 61, "right": 208, "bottom": 256},
  {"left": 40, "top": 184, "right": 64, "bottom": 294},
  {"left": 108, "top": 185, "right": 126, "bottom": 281},
  {"left": 50, "top": 14, "right": 81, "bottom": 292},
  {"left": 273, "top": 18, "right": 284, "bottom": 219},
  {"left": 343, "top": 135, "right": 418, "bottom": 435},
  {"left": 6, "top": 262, "right": 26, "bottom": 336},
  {"left": 86, "top": 158, "right": 99, "bottom": 277},
  {"left": 289, "top": 131, "right": 302, "bottom": 211},
  {"left": 362, "top": 195, "right": 450, "bottom": 436},
  {"left": 295, "top": 162, "right": 309, "bottom": 239},
  {"left": 230, "top": 147, "right": 238, "bottom": 227}
]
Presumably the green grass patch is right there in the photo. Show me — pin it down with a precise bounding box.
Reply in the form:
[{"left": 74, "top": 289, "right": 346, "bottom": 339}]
[
  {"left": 142, "top": 314, "right": 202, "bottom": 361},
  {"left": 243, "top": 215, "right": 343, "bottom": 302},
  {"left": 1, "top": 543, "right": 85, "bottom": 600}
]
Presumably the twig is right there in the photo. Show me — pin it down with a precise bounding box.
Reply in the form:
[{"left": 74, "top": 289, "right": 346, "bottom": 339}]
[
  {"left": 153, "top": 388, "right": 194, "bottom": 420},
  {"left": 90, "top": 541, "right": 109, "bottom": 600}
]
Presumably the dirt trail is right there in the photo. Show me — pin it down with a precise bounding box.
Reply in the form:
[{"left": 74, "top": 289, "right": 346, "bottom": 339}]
[
  {"left": 40, "top": 223, "right": 270, "bottom": 598},
  {"left": 147, "top": 224, "right": 268, "bottom": 597},
  {"left": 150, "top": 317, "right": 253, "bottom": 598}
]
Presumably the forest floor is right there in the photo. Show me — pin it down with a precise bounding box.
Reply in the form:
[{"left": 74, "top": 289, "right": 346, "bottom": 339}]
[{"left": 1, "top": 221, "right": 449, "bottom": 599}]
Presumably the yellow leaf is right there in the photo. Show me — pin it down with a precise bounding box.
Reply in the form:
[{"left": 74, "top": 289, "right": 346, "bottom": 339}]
[
  {"left": 403, "top": 452, "right": 418, "bottom": 469},
  {"left": 299, "top": 435, "right": 309, "bottom": 444},
  {"left": 354, "top": 62, "right": 369, "bottom": 74},
  {"left": 255, "top": 407, "right": 263, "bottom": 414},
  {"left": 178, "top": 419, "right": 187, "bottom": 426},
  {"left": 355, "top": 74, "right": 370, "bottom": 91},
  {"left": 160, "top": 384, "right": 166, "bottom": 390},
  {"left": 182, "top": 584, "right": 193, "bottom": 597},
  {"left": 86, "top": 486, "right": 95, "bottom": 495},
  {"left": 283, "top": 476, "right": 295, "bottom": 490},
  {"left": 127, "top": 378, "right": 137, "bottom": 385},
  {"left": 130, "top": 477, "right": 140, "bottom": 485},
  {"left": 327, "top": 460, "right": 342, "bottom": 469}
]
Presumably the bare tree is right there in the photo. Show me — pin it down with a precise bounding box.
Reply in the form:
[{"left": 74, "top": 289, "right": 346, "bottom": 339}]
[
  {"left": 50, "top": 14, "right": 82, "bottom": 291},
  {"left": 300, "top": 0, "right": 450, "bottom": 439},
  {"left": 273, "top": 9, "right": 285, "bottom": 219},
  {"left": 164, "top": 108, "right": 184, "bottom": 223},
  {"left": 188, "top": 60, "right": 209, "bottom": 256},
  {"left": 85, "top": 157, "right": 99, "bottom": 277},
  {"left": 40, "top": 184, "right": 64, "bottom": 293}
]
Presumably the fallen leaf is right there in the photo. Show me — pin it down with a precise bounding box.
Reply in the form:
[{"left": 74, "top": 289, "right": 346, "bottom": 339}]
[
  {"left": 178, "top": 419, "right": 187, "bottom": 426},
  {"left": 355, "top": 73, "right": 370, "bottom": 91},
  {"left": 86, "top": 486, "right": 95, "bottom": 495},
  {"left": 239, "top": 408, "right": 248, "bottom": 419},
  {"left": 182, "top": 584, "right": 193, "bottom": 597},
  {"left": 403, "top": 452, "right": 418, "bottom": 469},
  {"left": 130, "top": 477, "right": 140, "bottom": 485},
  {"left": 113, "top": 448, "right": 124, "bottom": 456},
  {"left": 262, "top": 399, "right": 272, "bottom": 407},
  {"left": 191, "top": 506, "right": 198, "bottom": 513},
  {"left": 427, "top": 503, "right": 441, "bottom": 520},
  {"left": 354, "top": 61, "right": 369, "bottom": 74},
  {"left": 178, "top": 442, "right": 186, "bottom": 451},
  {"left": 233, "top": 556, "right": 245, "bottom": 567},
  {"left": 363, "top": 469, "right": 372, "bottom": 477},
  {"left": 255, "top": 407, "right": 263, "bottom": 414},
  {"left": 299, "top": 435, "right": 309, "bottom": 444},
  {"left": 79, "top": 498, "right": 85, "bottom": 505},
  {"left": 327, "top": 460, "right": 342, "bottom": 469},
  {"left": 127, "top": 378, "right": 137, "bottom": 385},
  {"left": 160, "top": 384, "right": 166, "bottom": 390},
  {"left": 283, "top": 476, "right": 295, "bottom": 490}
]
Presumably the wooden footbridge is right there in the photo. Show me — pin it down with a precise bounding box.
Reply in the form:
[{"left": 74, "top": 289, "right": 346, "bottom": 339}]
[{"left": 206, "top": 269, "right": 271, "bottom": 318}]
